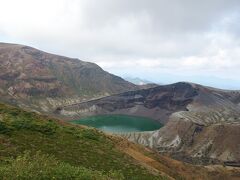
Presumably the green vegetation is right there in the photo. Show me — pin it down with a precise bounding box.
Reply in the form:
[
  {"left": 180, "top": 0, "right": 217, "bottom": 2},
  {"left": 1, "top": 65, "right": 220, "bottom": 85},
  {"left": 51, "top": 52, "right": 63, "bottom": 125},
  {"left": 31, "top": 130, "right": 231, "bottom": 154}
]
[
  {"left": 0, "top": 151, "right": 123, "bottom": 180},
  {"left": 0, "top": 103, "right": 164, "bottom": 179}
]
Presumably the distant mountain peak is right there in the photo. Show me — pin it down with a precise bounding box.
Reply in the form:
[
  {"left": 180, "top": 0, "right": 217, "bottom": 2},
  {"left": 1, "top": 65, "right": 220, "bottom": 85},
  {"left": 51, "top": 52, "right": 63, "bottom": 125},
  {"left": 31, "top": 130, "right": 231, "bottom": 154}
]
[{"left": 124, "top": 77, "right": 153, "bottom": 85}]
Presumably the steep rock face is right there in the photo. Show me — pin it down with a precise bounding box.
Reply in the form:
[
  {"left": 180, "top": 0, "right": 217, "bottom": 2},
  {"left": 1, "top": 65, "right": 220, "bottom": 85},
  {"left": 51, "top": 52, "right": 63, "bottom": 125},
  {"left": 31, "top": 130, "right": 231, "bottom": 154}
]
[
  {"left": 121, "top": 120, "right": 240, "bottom": 165},
  {"left": 59, "top": 82, "right": 198, "bottom": 123},
  {"left": 59, "top": 82, "right": 240, "bottom": 165},
  {"left": 0, "top": 43, "right": 137, "bottom": 112}
]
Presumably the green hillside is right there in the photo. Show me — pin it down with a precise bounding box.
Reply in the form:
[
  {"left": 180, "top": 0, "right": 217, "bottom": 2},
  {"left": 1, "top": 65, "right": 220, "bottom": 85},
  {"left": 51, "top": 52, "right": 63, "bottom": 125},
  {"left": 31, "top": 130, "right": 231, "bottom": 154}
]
[
  {"left": 1, "top": 103, "right": 239, "bottom": 180},
  {"left": 0, "top": 103, "right": 165, "bottom": 180}
]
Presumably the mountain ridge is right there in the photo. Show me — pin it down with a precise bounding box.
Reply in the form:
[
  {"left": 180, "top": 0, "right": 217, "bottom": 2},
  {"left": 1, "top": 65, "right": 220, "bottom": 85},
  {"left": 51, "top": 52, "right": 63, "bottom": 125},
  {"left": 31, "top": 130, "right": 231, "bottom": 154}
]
[{"left": 0, "top": 42, "right": 137, "bottom": 114}]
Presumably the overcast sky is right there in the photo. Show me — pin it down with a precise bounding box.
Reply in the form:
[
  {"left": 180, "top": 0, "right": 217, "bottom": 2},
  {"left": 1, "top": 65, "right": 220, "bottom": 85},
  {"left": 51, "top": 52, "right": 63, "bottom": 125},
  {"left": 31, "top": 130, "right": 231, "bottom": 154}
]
[{"left": 0, "top": 0, "right": 240, "bottom": 89}]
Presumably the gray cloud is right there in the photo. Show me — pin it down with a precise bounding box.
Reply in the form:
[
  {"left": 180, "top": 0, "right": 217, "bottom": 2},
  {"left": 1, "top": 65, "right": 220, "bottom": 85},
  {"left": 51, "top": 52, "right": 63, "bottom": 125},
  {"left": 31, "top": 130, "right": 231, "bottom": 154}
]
[
  {"left": 0, "top": 0, "right": 240, "bottom": 89},
  {"left": 81, "top": 0, "right": 239, "bottom": 33}
]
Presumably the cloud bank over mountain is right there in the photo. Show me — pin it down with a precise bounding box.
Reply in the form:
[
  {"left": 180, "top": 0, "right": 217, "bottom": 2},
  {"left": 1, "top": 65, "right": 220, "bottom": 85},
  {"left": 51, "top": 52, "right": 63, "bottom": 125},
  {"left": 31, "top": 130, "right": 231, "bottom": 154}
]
[{"left": 0, "top": 0, "right": 240, "bottom": 89}]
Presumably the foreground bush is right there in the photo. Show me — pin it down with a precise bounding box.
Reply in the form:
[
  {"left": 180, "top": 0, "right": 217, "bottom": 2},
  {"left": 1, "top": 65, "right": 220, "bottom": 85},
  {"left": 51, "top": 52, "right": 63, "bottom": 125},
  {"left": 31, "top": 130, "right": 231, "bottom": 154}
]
[{"left": 0, "top": 151, "right": 124, "bottom": 180}]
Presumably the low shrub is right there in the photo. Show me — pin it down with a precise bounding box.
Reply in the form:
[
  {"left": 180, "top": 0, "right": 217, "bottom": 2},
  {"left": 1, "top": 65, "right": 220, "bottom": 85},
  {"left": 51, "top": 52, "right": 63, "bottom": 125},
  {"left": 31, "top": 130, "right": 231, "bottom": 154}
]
[
  {"left": 0, "top": 121, "right": 11, "bottom": 134},
  {"left": 81, "top": 129, "right": 100, "bottom": 141},
  {"left": 0, "top": 151, "right": 123, "bottom": 180},
  {"left": 11, "top": 120, "right": 57, "bottom": 135}
]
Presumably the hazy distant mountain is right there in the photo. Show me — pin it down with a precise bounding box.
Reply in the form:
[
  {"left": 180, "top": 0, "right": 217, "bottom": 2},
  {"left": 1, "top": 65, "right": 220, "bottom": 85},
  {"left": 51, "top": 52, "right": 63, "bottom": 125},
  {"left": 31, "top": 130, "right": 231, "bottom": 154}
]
[
  {"left": 125, "top": 77, "right": 153, "bottom": 85},
  {"left": 125, "top": 77, "right": 159, "bottom": 89},
  {"left": 59, "top": 82, "right": 240, "bottom": 165},
  {"left": 0, "top": 43, "right": 137, "bottom": 113},
  {"left": 124, "top": 77, "right": 152, "bottom": 85}
]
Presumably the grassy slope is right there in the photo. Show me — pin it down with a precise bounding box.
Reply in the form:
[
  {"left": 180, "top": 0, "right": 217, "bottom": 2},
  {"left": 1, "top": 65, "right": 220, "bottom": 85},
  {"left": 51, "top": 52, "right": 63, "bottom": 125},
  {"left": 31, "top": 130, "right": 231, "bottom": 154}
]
[
  {"left": 0, "top": 103, "right": 165, "bottom": 180},
  {"left": 0, "top": 103, "right": 239, "bottom": 180}
]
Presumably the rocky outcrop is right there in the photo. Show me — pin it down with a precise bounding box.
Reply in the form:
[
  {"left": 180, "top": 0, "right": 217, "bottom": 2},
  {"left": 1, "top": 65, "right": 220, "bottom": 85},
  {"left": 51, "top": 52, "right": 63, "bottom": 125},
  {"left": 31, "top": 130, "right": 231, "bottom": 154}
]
[{"left": 120, "top": 119, "right": 240, "bottom": 165}]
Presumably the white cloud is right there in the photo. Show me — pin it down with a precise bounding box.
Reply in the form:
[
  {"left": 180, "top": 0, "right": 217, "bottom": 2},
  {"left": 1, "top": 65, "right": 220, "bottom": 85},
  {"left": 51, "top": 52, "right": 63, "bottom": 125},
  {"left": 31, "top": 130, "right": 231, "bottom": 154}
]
[{"left": 0, "top": 0, "right": 240, "bottom": 89}]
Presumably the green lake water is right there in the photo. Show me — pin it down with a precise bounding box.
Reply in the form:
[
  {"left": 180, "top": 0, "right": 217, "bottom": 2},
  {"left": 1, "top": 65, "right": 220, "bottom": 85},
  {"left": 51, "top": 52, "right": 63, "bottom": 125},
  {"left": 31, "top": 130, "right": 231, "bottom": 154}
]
[{"left": 71, "top": 114, "right": 163, "bottom": 133}]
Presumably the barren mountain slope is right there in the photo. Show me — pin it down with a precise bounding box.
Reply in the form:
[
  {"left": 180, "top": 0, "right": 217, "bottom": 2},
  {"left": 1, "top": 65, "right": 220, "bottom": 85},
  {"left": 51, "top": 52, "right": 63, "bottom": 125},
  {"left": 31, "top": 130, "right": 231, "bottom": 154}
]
[
  {"left": 58, "top": 82, "right": 240, "bottom": 165},
  {"left": 0, "top": 43, "right": 137, "bottom": 113}
]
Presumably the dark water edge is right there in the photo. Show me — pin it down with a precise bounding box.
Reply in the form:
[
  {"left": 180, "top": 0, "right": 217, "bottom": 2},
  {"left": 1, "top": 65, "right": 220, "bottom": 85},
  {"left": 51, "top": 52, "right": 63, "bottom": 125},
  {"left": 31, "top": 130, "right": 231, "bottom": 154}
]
[{"left": 70, "top": 114, "right": 163, "bottom": 133}]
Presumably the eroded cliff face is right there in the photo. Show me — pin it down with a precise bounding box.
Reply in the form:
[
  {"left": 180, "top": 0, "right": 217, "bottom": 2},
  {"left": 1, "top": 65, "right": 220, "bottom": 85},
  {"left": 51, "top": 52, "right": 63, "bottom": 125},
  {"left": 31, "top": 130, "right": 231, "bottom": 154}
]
[
  {"left": 58, "top": 82, "right": 240, "bottom": 165},
  {"left": 58, "top": 82, "right": 198, "bottom": 123},
  {"left": 120, "top": 119, "right": 240, "bottom": 165},
  {"left": 119, "top": 86, "right": 240, "bottom": 165}
]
